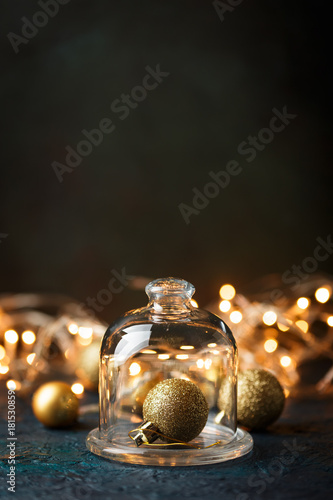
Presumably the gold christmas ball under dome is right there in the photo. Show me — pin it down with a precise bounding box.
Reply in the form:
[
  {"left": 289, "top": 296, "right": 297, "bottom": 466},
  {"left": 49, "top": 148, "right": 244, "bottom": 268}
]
[
  {"left": 143, "top": 378, "right": 209, "bottom": 442},
  {"left": 32, "top": 381, "right": 79, "bottom": 428}
]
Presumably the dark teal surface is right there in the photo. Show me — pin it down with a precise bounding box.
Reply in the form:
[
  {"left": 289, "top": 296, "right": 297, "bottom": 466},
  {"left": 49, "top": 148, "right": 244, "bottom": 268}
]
[{"left": 1, "top": 387, "right": 332, "bottom": 499}]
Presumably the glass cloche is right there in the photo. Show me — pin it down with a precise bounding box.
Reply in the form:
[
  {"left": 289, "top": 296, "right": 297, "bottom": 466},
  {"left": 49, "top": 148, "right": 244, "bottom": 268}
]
[{"left": 86, "top": 277, "right": 253, "bottom": 465}]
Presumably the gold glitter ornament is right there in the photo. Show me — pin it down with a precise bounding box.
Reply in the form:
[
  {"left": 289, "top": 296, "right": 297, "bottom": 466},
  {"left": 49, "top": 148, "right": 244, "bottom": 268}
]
[
  {"left": 142, "top": 378, "right": 209, "bottom": 443},
  {"left": 237, "top": 369, "right": 285, "bottom": 430},
  {"left": 76, "top": 341, "right": 100, "bottom": 391},
  {"left": 32, "top": 381, "right": 79, "bottom": 428}
]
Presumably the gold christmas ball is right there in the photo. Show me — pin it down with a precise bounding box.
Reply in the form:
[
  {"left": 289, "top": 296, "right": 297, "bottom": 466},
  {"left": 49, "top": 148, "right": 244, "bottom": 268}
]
[
  {"left": 131, "top": 373, "right": 164, "bottom": 415},
  {"left": 32, "top": 381, "right": 79, "bottom": 428},
  {"left": 237, "top": 369, "right": 285, "bottom": 430},
  {"left": 76, "top": 341, "right": 100, "bottom": 390},
  {"left": 143, "top": 378, "right": 209, "bottom": 442}
]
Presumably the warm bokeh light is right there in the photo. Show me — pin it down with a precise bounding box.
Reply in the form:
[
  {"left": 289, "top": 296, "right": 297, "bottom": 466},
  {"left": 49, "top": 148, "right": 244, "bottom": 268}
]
[
  {"left": 158, "top": 354, "right": 170, "bottom": 360},
  {"left": 219, "top": 300, "right": 231, "bottom": 313},
  {"left": 264, "top": 339, "right": 278, "bottom": 353},
  {"left": 295, "top": 320, "right": 309, "bottom": 333},
  {"left": 284, "top": 388, "right": 290, "bottom": 398},
  {"left": 22, "top": 330, "right": 36, "bottom": 345},
  {"left": 176, "top": 354, "right": 189, "bottom": 360},
  {"left": 0, "top": 365, "right": 9, "bottom": 374},
  {"left": 7, "top": 380, "right": 20, "bottom": 391},
  {"left": 280, "top": 355, "right": 292, "bottom": 367},
  {"left": 207, "top": 343, "right": 217, "bottom": 348},
  {"left": 229, "top": 311, "right": 242, "bottom": 324},
  {"left": 0, "top": 345, "right": 5, "bottom": 360},
  {"left": 204, "top": 359, "right": 212, "bottom": 369},
  {"left": 78, "top": 327, "right": 93, "bottom": 339},
  {"left": 277, "top": 322, "right": 290, "bottom": 332},
  {"left": 263, "top": 311, "right": 277, "bottom": 326},
  {"left": 141, "top": 349, "right": 156, "bottom": 354},
  {"left": 4, "top": 330, "right": 19, "bottom": 344},
  {"left": 129, "top": 362, "right": 141, "bottom": 376},
  {"left": 180, "top": 345, "right": 194, "bottom": 350},
  {"left": 315, "top": 287, "right": 331, "bottom": 304},
  {"left": 196, "top": 359, "right": 204, "bottom": 369},
  {"left": 297, "top": 297, "right": 310, "bottom": 309},
  {"left": 327, "top": 316, "right": 333, "bottom": 327},
  {"left": 26, "top": 353, "right": 36, "bottom": 365},
  {"left": 219, "top": 284, "right": 236, "bottom": 300},
  {"left": 71, "top": 383, "right": 84, "bottom": 395},
  {"left": 68, "top": 323, "right": 79, "bottom": 335},
  {"left": 190, "top": 299, "right": 198, "bottom": 308}
]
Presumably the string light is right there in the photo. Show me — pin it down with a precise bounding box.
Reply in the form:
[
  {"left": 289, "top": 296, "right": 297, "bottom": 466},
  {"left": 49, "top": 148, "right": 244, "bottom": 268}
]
[
  {"left": 78, "top": 327, "right": 93, "bottom": 339},
  {"left": 295, "top": 320, "right": 309, "bottom": 333},
  {"left": 71, "top": 383, "right": 84, "bottom": 395},
  {"left": 0, "top": 365, "right": 9, "bottom": 374},
  {"left": 297, "top": 297, "right": 310, "bottom": 309},
  {"left": 280, "top": 356, "right": 292, "bottom": 367},
  {"left": 26, "top": 353, "right": 36, "bottom": 365},
  {"left": 180, "top": 345, "right": 194, "bottom": 350},
  {"left": 68, "top": 323, "right": 79, "bottom": 335},
  {"left": 196, "top": 359, "right": 204, "bottom": 369},
  {"left": 207, "top": 343, "right": 217, "bottom": 348},
  {"left": 176, "top": 354, "right": 189, "bottom": 360},
  {"left": 219, "top": 284, "right": 236, "bottom": 300},
  {"left": 158, "top": 354, "right": 170, "bottom": 360},
  {"left": 327, "top": 316, "right": 333, "bottom": 327},
  {"left": 262, "top": 311, "right": 277, "bottom": 326},
  {"left": 129, "top": 362, "right": 141, "bottom": 376},
  {"left": 190, "top": 299, "right": 198, "bottom": 308},
  {"left": 315, "top": 287, "right": 331, "bottom": 304},
  {"left": 0, "top": 345, "right": 5, "bottom": 360},
  {"left": 229, "top": 311, "right": 242, "bottom": 324},
  {"left": 219, "top": 300, "right": 231, "bottom": 313},
  {"left": 4, "top": 330, "right": 19, "bottom": 344},
  {"left": 277, "top": 322, "right": 290, "bottom": 332},
  {"left": 7, "top": 380, "right": 21, "bottom": 390},
  {"left": 141, "top": 349, "right": 156, "bottom": 354},
  {"left": 264, "top": 339, "right": 278, "bottom": 353},
  {"left": 22, "top": 330, "right": 36, "bottom": 345}
]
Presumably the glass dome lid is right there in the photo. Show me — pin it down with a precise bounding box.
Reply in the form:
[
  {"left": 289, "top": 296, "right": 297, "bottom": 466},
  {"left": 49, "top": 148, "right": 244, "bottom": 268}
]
[{"left": 86, "top": 277, "right": 253, "bottom": 466}]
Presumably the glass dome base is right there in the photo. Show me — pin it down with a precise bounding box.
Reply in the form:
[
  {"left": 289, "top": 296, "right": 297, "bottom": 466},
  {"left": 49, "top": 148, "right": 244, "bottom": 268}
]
[{"left": 86, "top": 423, "right": 253, "bottom": 466}]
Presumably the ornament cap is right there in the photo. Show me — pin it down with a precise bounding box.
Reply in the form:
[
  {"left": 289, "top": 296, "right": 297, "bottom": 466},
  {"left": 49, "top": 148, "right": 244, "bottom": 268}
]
[{"left": 131, "top": 421, "right": 159, "bottom": 446}]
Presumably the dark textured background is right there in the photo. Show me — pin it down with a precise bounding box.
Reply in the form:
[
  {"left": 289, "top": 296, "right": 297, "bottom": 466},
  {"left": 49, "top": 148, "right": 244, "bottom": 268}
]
[{"left": 1, "top": 0, "right": 332, "bottom": 321}]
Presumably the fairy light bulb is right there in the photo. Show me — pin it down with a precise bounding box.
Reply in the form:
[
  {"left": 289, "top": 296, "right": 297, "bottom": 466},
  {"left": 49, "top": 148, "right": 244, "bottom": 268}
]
[
  {"left": 190, "top": 299, "right": 198, "bottom": 308},
  {"left": 295, "top": 320, "right": 309, "bottom": 333},
  {"left": 327, "top": 316, "right": 333, "bottom": 327},
  {"left": 219, "top": 300, "right": 231, "bottom": 313},
  {"left": 22, "top": 330, "right": 36, "bottom": 345},
  {"left": 71, "top": 383, "right": 84, "bottom": 395},
  {"left": 262, "top": 311, "right": 277, "bottom": 326},
  {"left": 219, "top": 284, "right": 236, "bottom": 300},
  {"left": 129, "top": 362, "right": 141, "bottom": 376},
  {"left": 315, "top": 287, "right": 330, "bottom": 304},
  {"left": 297, "top": 297, "right": 310, "bottom": 310},
  {"left": 230, "top": 311, "right": 242, "bottom": 324},
  {"left": 264, "top": 339, "right": 278, "bottom": 353},
  {"left": 27, "top": 353, "right": 36, "bottom": 365},
  {"left": 4, "top": 330, "right": 19, "bottom": 344},
  {"left": 280, "top": 356, "right": 292, "bottom": 367},
  {"left": 0, "top": 345, "right": 5, "bottom": 360}
]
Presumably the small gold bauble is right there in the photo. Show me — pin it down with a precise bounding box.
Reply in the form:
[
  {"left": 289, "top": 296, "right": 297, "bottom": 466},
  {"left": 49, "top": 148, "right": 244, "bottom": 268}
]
[
  {"left": 237, "top": 369, "right": 285, "bottom": 430},
  {"left": 32, "top": 381, "right": 79, "bottom": 428},
  {"left": 76, "top": 341, "right": 100, "bottom": 390},
  {"left": 143, "top": 378, "right": 209, "bottom": 442},
  {"left": 131, "top": 374, "right": 164, "bottom": 415}
]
